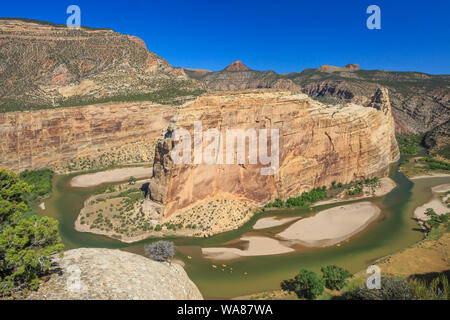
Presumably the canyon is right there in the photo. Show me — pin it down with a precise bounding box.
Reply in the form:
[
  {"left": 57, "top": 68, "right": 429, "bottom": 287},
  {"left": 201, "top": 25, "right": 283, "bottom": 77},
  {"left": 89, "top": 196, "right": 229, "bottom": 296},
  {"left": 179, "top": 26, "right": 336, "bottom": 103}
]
[
  {"left": 0, "top": 16, "right": 445, "bottom": 301},
  {"left": 1, "top": 18, "right": 447, "bottom": 136},
  {"left": 0, "top": 18, "right": 446, "bottom": 176},
  {"left": 68, "top": 88, "right": 400, "bottom": 242}
]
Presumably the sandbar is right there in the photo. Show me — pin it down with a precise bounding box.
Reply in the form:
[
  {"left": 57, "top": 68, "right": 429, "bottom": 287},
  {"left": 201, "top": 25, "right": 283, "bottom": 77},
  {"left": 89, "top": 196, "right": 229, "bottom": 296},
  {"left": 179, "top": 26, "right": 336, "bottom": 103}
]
[{"left": 277, "top": 201, "right": 381, "bottom": 247}]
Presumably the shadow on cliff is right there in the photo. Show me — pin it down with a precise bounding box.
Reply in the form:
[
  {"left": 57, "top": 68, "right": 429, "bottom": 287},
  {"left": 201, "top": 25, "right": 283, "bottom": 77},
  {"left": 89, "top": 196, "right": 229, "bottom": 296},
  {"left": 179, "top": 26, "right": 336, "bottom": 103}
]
[{"left": 141, "top": 182, "right": 150, "bottom": 198}]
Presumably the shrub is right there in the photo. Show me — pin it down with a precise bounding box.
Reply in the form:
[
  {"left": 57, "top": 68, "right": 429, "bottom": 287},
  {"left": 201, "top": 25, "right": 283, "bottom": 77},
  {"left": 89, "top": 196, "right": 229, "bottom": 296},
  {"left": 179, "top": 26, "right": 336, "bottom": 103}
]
[
  {"left": 265, "top": 198, "right": 283, "bottom": 208},
  {"left": 144, "top": 241, "right": 175, "bottom": 262},
  {"left": 281, "top": 269, "right": 325, "bottom": 299},
  {"left": 425, "top": 158, "right": 450, "bottom": 171},
  {"left": 321, "top": 265, "right": 352, "bottom": 290},
  {"left": 128, "top": 176, "right": 137, "bottom": 185},
  {"left": 397, "top": 134, "right": 422, "bottom": 155},
  {"left": 341, "top": 274, "right": 450, "bottom": 300},
  {"left": 18, "top": 169, "right": 53, "bottom": 201},
  {"left": 410, "top": 274, "right": 449, "bottom": 300},
  {"left": 340, "top": 277, "right": 415, "bottom": 300},
  {"left": 424, "top": 208, "right": 449, "bottom": 228}
]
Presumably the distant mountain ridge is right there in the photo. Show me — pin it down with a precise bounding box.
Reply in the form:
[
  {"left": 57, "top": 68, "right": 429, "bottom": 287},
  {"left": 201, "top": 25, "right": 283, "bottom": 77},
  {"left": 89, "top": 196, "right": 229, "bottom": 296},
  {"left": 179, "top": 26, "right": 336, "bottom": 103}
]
[
  {"left": 0, "top": 18, "right": 204, "bottom": 112},
  {"left": 188, "top": 61, "right": 450, "bottom": 134},
  {"left": 0, "top": 18, "right": 448, "bottom": 136},
  {"left": 317, "top": 64, "right": 361, "bottom": 72}
]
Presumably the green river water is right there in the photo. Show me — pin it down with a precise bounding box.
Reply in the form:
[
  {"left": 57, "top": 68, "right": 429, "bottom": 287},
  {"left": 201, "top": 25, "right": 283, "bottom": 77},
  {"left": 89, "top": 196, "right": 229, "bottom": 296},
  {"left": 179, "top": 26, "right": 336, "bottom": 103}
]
[{"left": 37, "top": 161, "right": 450, "bottom": 299}]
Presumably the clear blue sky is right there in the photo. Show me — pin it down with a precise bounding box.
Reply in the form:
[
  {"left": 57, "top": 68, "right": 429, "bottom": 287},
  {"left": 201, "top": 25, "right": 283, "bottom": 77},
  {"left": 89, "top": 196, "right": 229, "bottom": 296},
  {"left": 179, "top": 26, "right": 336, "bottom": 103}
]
[{"left": 2, "top": 0, "right": 450, "bottom": 74}]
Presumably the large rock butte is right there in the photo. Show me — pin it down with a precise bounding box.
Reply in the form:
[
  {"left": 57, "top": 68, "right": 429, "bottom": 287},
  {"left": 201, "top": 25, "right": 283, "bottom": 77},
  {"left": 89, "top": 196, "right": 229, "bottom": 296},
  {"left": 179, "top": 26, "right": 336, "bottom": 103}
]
[
  {"left": 26, "top": 248, "right": 203, "bottom": 300},
  {"left": 148, "top": 89, "right": 399, "bottom": 218}
]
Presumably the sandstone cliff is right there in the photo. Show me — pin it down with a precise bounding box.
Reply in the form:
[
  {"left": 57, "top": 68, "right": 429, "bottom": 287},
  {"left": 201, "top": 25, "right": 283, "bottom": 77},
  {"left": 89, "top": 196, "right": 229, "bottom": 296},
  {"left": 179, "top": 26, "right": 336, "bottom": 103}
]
[
  {"left": 148, "top": 89, "right": 399, "bottom": 218},
  {"left": 0, "top": 102, "right": 175, "bottom": 173},
  {"left": 26, "top": 248, "right": 203, "bottom": 300},
  {"left": 291, "top": 71, "right": 450, "bottom": 134}
]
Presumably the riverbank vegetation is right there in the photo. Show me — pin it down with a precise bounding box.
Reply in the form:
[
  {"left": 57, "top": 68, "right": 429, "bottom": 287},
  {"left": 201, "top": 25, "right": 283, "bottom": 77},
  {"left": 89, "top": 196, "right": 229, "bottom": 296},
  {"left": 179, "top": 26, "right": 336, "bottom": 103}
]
[
  {"left": 397, "top": 132, "right": 450, "bottom": 177},
  {"left": 0, "top": 169, "right": 63, "bottom": 299},
  {"left": 424, "top": 208, "right": 449, "bottom": 229},
  {"left": 397, "top": 134, "right": 423, "bottom": 155},
  {"left": 265, "top": 178, "right": 381, "bottom": 208},
  {"left": 249, "top": 200, "right": 450, "bottom": 301},
  {"left": 399, "top": 156, "right": 450, "bottom": 178},
  {"left": 336, "top": 203, "right": 450, "bottom": 301},
  {"left": 280, "top": 265, "right": 352, "bottom": 299},
  {"left": 280, "top": 263, "right": 449, "bottom": 300}
]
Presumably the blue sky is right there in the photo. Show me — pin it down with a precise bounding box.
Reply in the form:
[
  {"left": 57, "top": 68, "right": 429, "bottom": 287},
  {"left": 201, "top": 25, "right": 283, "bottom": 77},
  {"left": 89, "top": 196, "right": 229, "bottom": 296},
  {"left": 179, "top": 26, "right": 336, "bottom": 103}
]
[{"left": 2, "top": 0, "right": 450, "bottom": 74}]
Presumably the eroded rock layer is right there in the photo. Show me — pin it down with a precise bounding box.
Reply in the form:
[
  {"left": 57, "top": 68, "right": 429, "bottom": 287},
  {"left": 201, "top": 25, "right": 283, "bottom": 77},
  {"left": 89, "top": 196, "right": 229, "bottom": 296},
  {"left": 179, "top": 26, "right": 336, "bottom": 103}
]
[
  {"left": 0, "top": 102, "right": 175, "bottom": 173},
  {"left": 149, "top": 89, "right": 399, "bottom": 217},
  {"left": 189, "top": 62, "right": 450, "bottom": 134}
]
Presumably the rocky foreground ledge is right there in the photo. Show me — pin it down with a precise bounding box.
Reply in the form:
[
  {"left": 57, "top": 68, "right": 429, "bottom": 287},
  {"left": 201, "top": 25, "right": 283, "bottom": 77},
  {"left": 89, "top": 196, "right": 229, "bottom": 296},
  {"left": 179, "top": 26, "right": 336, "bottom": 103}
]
[{"left": 26, "top": 248, "right": 203, "bottom": 300}]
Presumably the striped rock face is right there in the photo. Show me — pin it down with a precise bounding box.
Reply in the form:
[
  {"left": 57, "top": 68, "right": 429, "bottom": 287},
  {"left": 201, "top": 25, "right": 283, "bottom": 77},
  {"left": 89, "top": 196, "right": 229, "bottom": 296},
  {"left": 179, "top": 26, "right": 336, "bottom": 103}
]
[
  {"left": 148, "top": 89, "right": 399, "bottom": 218},
  {"left": 0, "top": 102, "right": 175, "bottom": 173}
]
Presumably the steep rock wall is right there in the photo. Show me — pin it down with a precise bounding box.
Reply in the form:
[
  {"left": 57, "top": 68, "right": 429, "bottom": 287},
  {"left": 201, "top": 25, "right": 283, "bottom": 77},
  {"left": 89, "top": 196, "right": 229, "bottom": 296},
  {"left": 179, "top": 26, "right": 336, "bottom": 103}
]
[
  {"left": 148, "top": 89, "right": 399, "bottom": 217},
  {"left": 0, "top": 102, "right": 175, "bottom": 173}
]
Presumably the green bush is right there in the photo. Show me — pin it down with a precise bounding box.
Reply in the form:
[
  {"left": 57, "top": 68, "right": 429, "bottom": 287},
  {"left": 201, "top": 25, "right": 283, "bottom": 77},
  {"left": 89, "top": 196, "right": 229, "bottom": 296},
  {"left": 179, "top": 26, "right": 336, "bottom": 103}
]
[
  {"left": 340, "top": 277, "right": 415, "bottom": 300},
  {"left": 281, "top": 269, "right": 325, "bottom": 299},
  {"left": 397, "top": 134, "right": 422, "bottom": 155},
  {"left": 18, "top": 169, "right": 53, "bottom": 218},
  {"left": 424, "top": 158, "right": 450, "bottom": 171},
  {"left": 0, "top": 169, "right": 63, "bottom": 298},
  {"left": 286, "top": 187, "right": 328, "bottom": 208},
  {"left": 18, "top": 169, "right": 53, "bottom": 201},
  {"left": 424, "top": 208, "right": 449, "bottom": 229},
  {"left": 265, "top": 198, "right": 283, "bottom": 208},
  {"left": 321, "top": 265, "right": 353, "bottom": 290},
  {"left": 410, "top": 274, "right": 449, "bottom": 300},
  {"left": 267, "top": 187, "right": 328, "bottom": 208}
]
